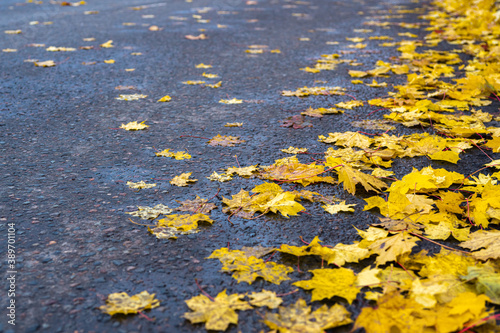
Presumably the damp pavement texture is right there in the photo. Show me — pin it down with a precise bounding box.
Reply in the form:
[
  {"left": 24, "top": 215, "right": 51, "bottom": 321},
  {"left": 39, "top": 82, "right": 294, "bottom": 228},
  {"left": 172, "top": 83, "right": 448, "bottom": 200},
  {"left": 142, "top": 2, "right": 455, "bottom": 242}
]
[{"left": 1, "top": 0, "right": 499, "bottom": 332}]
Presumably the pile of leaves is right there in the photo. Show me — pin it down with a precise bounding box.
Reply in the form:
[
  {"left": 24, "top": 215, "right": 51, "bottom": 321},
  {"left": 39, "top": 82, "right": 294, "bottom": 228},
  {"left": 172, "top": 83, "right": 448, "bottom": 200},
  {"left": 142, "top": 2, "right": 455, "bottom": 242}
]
[{"left": 101, "top": 0, "right": 500, "bottom": 331}]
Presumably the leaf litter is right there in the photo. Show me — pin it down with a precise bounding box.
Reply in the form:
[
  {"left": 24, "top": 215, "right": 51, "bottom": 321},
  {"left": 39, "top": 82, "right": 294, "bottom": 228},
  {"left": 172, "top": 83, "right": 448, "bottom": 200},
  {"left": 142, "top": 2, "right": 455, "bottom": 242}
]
[{"left": 100, "top": 0, "right": 500, "bottom": 331}]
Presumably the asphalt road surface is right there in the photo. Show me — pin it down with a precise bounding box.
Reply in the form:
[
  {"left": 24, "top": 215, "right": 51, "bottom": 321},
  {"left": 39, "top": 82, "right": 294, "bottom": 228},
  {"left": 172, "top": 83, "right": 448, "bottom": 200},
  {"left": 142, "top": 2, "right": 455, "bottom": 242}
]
[{"left": 0, "top": 0, "right": 497, "bottom": 332}]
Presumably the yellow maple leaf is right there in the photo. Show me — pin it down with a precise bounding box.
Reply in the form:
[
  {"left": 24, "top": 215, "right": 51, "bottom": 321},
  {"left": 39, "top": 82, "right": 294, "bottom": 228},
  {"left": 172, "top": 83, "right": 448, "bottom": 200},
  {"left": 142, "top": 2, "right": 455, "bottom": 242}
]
[
  {"left": 116, "top": 94, "right": 147, "bottom": 101},
  {"left": 126, "top": 204, "right": 172, "bottom": 219},
  {"left": 4, "top": 30, "right": 22, "bottom": 34},
  {"left": 34, "top": 60, "right": 56, "bottom": 67},
  {"left": 293, "top": 268, "right": 360, "bottom": 303},
  {"left": 263, "top": 299, "right": 352, "bottom": 333},
  {"left": 226, "top": 165, "right": 258, "bottom": 177},
  {"left": 369, "top": 231, "right": 420, "bottom": 266},
  {"left": 248, "top": 290, "right": 282, "bottom": 309},
  {"left": 281, "top": 146, "right": 308, "bottom": 154},
  {"left": 366, "top": 79, "right": 388, "bottom": 87},
  {"left": 206, "top": 81, "right": 222, "bottom": 88},
  {"left": 46, "top": 46, "right": 77, "bottom": 51},
  {"left": 460, "top": 230, "right": 500, "bottom": 261},
  {"left": 319, "top": 131, "right": 372, "bottom": 148},
  {"left": 195, "top": 63, "right": 212, "bottom": 68},
  {"left": 155, "top": 213, "right": 213, "bottom": 232},
  {"left": 224, "top": 122, "right": 242, "bottom": 127},
  {"left": 335, "top": 100, "right": 364, "bottom": 109},
  {"left": 100, "top": 291, "right": 160, "bottom": 315},
  {"left": 208, "top": 134, "right": 245, "bottom": 147},
  {"left": 155, "top": 149, "right": 191, "bottom": 160},
  {"left": 354, "top": 291, "right": 429, "bottom": 333},
  {"left": 334, "top": 163, "right": 388, "bottom": 195},
  {"left": 126, "top": 180, "right": 156, "bottom": 189},
  {"left": 183, "top": 80, "right": 205, "bottom": 85},
  {"left": 202, "top": 72, "right": 218, "bottom": 78},
  {"left": 157, "top": 95, "right": 171, "bottom": 102},
  {"left": 100, "top": 40, "right": 114, "bottom": 48},
  {"left": 219, "top": 98, "right": 243, "bottom": 104},
  {"left": 184, "top": 290, "right": 252, "bottom": 331},
  {"left": 120, "top": 121, "right": 149, "bottom": 130},
  {"left": 208, "top": 248, "right": 293, "bottom": 284},
  {"left": 207, "top": 171, "right": 232, "bottom": 182},
  {"left": 170, "top": 172, "right": 197, "bottom": 186},
  {"left": 322, "top": 201, "right": 356, "bottom": 214}
]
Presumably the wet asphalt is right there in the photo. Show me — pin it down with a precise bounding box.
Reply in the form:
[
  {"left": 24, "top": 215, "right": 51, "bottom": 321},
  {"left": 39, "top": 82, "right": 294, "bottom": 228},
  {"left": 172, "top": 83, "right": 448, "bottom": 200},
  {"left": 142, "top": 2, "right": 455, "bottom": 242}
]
[{"left": 1, "top": 0, "right": 498, "bottom": 332}]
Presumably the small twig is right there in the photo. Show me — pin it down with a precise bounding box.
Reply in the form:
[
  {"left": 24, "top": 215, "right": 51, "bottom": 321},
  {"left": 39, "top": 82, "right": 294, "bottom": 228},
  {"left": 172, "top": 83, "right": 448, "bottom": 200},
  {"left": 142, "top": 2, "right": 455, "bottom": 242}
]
[
  {"left": 195, "top": 279, "right": 214, "bottom": 302},
  {"left": 458, "top": 313, "right": 500, "bottom": 333},
  {"left": 276, "top": 289, "right": 299, "bottom": 297},
  {"left": 234, "top": 155, "right": 241, "bottom": 168},
  {"left": 409, "top": 232, "right": 470, "bottom": 254},
  {"left": 138, "top": 311, "right": 154, "bottom": 322},
  {"left": 297, "top": 257, "right": 302, "bottom": 273},
  {"left": 264, "top": 250, "right": 278, "bottom": 263},
  {"left": 396, "top": 261, "right": 415, "bottom": 280}
]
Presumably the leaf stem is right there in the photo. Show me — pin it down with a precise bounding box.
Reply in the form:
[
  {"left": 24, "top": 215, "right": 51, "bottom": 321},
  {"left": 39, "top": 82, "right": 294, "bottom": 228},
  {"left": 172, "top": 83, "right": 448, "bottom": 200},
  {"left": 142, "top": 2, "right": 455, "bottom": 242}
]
[
  {"left": 409, "top": 232, "right": 470, "bottom": 254},
  {"left": 195, "top": 279, "right": 215, "bottom": 302}
]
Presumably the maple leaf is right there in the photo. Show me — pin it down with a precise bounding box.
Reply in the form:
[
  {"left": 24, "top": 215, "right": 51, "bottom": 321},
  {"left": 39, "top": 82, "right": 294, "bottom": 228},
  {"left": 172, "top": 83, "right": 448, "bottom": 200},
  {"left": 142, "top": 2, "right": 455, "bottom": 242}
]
[
  {"left": 170, "top": 172, "right": 197, "bottom": 186},
  {"left": 126, "top": 181, "right": 156, "bottom": 189},
  {"left": 195, "top": 63, "right": 211, "bottom": 69},
  {"left": 322, "top": 201, "right": 356, "bottom": 214},
  {"left": 293, "top": 268, "right": 360, "bottom": 303},
  {"left": 263, "top": 299, "right": 352, "bottom": 333},
  {"left": 208, "top": 134, "right": 245, "bottom": 147},
  {"left": 319, "top": 131, "right": 372, "bottom": 148},
  {"left": 206, "top": 81, "right": 222, "bottom": 88},
  {"left": 369, "top": 231, "right": 420, "bottom": 266},
  {"left": 100, "top": 291, "right": 160, "bottom": 315},
  {"left": 4, "top": 30, "right": 22, "bottom": 34},
  {"left": 157, "top": 95, "right": 171, "bottom": 102},
  {"left": 155, "top": 149, "right": 191, "bottom": 160},
  {"left": 202, "top": 72, "right": 218, "bottom": 78},
  {"left": 462, "top": 266, "right": 500, "bottom": 304},
  {"left": 224, "top": 122, "right": 242, "bottom": 127},
  {"left": 460, "top": 230, "right": 500, "bottom": 260},
  {"left": 335, "top": 100, "right": 364, "bottom": 109},
  {"left": 208, "top": 248, "right": 293, "bottom": 284},
  {"left": 127, "top": 204, "right": 172, "bottom": 219},
  {"left": 34, "top": 60, "right": 56, "bottom": 67},
  {"left": 259, "top": 156, "right": 334, "bottom": 186},
  {"left": 46, "top": 46, "right": 76, "bottom": 52},
  {"left": 333, "top": 163, "right": 388, "bottom": 195},
  {"left": 185, "top": 33, "right": 207, "bottom": 40},
  {"left": 116, "top": 94, "right": 147, "bottom": 101},
  {"left": 354, "top": 291, "right": 429, "bottom": 333},
  {"left": 100, "top": 40, "right": 114, "bottom": 48},
  {"left": 219, "top": 98, "right": 242, "bottom": 104},
  {"left": 281, "top": 146, "right": 308, "bottom": 154},
  {"left": 207, "top": 171, "right": 232, "bottom": 182},
  {"left": 248, "top": 290, "right": 282, "bottom": 309},
  {"left": 280, "top": 115, "right": 313, "bottom": 129},
  {"left": 175, "top": 195, "right": 216, "bottom": 214},
  {"left": 226, "top": 165, "right": 258, "bottom": 177},
  {"left": 184, "top": 290, "right": 252, "bottom": 331},
  {"left": 120, "top": 121, "right": 149, "bottom": 130},
  {"left": 155, "top": 213, "right": 213, "bottom": 232}
]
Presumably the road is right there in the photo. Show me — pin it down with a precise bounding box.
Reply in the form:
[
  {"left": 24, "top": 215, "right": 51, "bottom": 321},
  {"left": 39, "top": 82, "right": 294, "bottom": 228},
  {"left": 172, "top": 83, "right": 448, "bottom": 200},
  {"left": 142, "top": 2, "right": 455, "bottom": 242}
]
[{"left": 0, "top": 0, "right": 496, "bottom": 332}]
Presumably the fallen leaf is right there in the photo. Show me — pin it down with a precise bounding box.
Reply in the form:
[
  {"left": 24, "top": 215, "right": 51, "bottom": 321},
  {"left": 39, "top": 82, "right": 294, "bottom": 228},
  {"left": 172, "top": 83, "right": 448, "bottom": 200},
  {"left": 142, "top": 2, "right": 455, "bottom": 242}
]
[
  {"left": 170, "top": 172, "right": 198, "bottom": 186},
  {"left": 100, "top": 291, "right": 160, "bottom": 315},
  {"left": 208, "top": 134, "right": 245, "bottom": 147},
  {"left": 185, "top": 34, "right": 207, "bottom": 40},
  {"left": 119, "top": 121, "right": 149, "bottom": 130},
  {"left": 184, "top": 290, "right": 252, "bottom": 331},
  {"left": 126, "top": 181, "right": 156, "bottom": 189}
]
